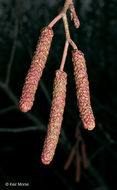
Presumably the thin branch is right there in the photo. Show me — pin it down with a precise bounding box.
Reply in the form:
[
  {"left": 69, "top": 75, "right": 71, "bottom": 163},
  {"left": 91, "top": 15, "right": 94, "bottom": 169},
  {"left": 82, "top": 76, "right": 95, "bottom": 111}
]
[
  {"left": 89, "top": 141, "right": 116, "bottom": 161},
  {"left": 60, "top": 40, "right": 69, "bottom": 71},
  {"left": 62, "top": 0, "right": 71, "bottom": 13},
  {"left": 39, "top": 80, "right": 52, "bottom": 105},
  {"left": 48, "top": 14, "right": 63, "bottom": 28},
  {"left": 62, "top": 14, "right": 71, "bottom": 39},
  {"left": 0, "top": 106, "right": 17, "bottom": 115},
  {"left": 0, "top": 126, "right": 44, "bottom": 133},
  {"left": 69, "top": 38, "right": 78, "bottom": 49},
  {"left": 0, "top": 82, "right": 46, "bottom": 130},
  {"left": 48, "top": 0, "right": 78, "bottom": 50},
  {"left": 5, "top": 11, "right": 18, "bottom": 85}
]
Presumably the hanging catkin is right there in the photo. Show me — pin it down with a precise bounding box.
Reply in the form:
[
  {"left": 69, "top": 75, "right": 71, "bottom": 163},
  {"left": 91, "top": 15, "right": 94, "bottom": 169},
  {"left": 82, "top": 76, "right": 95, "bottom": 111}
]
[
  {"left": 41, "top": 70, "right": 67, "bottom": 165},
  {"left": 19, "top": 27, "right": 54, "bottom": 112},
  {"left": 81, "top": 143, "right": 88, "bottom": 169},
  {"left": 72, "top": 49, "right": 95, "bottom": 130},
  {"left": 76, "top": 152, "right": 81, "bottom": 183}
]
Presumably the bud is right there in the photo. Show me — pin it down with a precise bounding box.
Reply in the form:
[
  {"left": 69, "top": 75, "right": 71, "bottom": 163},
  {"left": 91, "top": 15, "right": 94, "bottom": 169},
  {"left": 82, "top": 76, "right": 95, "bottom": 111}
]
[
  {"left": 72, "top": 49, "right": 95, "bottom": 130},
  {"left": 19, "top": 27, "right": 54, "bottom": 112},
  {"left": 41, "top": 70, "right": 67, "bottom": 165}
]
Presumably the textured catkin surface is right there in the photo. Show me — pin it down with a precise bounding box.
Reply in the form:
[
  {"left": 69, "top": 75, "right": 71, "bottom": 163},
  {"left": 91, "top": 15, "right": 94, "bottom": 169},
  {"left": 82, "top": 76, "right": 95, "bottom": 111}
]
[
  {"left": 41, "top": 70, "right": 67, "bottom": 165},
  {"left": 72, "top": 49, "right": 95, "bottom": 130},
  {"left": 19, "top": 27, "right": 54, "bottom": 112}
]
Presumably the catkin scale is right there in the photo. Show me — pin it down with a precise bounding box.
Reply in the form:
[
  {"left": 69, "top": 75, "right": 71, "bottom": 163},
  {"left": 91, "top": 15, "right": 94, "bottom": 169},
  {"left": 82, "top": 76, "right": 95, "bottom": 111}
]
[
  {"left": 19, "top": 27, "right": 54, "bottom": 112},
  {"left": 41, "top": 70, "right": 67, "bottom": 165},
  {"left": 72, "top": 49, "right": 95, "bottom": 130}
]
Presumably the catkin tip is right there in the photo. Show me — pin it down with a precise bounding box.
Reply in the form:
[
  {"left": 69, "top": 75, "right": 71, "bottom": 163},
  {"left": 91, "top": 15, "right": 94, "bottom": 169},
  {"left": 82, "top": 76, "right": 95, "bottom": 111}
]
[
  {"left": 19, "top": 103, "right": 31, "bottom": 112},
  {"left": 87, "top": 124, "right": 95, "bottom": 131},
  {"left": 41, "top": 157, "right": 51, "bottom": 165}
]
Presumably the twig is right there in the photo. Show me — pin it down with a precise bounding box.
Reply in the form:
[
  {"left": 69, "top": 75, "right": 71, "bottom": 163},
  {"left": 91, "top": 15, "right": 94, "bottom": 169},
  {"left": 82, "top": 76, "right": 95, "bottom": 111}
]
[
  {"left": 0, "top": 126, "right": 44, "bottom": 133},
  {"left": 0, "top": 82, "right": 46, "bottom": 129},
  {"left": 0, "top": 106, "right": 17, "bottom": 115},
  {"left": 5, "top": 10, "right": 18, "bottom": 85},
  {"left": 48, "top": 0, "right": 78, "bottom": 50},
  {"left": 48, "top": 14, "right": 63, "bottom": 28},
  {"left": 62, "top": 14, "right": 71, "bottom": 39},
  {"left": 60, "top": 40, "right": 69, "bottom": 71},
  {"left": 62, "top": 0, "right": 71, "bottom": 13},
  {"left": 69, "top": 39, "right": 78, "bottom": 49},
  {"left": 39, "top": 80, "right": 52, "bottom": 105}
]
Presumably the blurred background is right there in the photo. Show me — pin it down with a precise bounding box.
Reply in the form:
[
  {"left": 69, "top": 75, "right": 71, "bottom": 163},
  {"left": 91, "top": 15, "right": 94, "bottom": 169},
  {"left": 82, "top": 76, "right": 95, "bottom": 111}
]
[{"left": 0, "top": 0, "right": 117, "bottom": 189}]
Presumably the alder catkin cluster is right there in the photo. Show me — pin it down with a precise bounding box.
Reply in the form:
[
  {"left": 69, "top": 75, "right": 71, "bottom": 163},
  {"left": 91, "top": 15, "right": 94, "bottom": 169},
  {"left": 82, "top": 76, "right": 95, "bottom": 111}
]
[
  {"left": 19, "top": 27, "right": 54, "bottom": 112},
  {"left": 19, "top": 0, "right": 95, "bottom": 165},
  {"left": 72, "top": 50, "right": 95, "bottom": 130},
  {"left": 41, "top": 70, "right": 67, "bottom": 164}
]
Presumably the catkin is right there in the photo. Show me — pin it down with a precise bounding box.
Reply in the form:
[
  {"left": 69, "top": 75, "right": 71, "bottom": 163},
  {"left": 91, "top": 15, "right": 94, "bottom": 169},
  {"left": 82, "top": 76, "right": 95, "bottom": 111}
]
[
  {"left": 76, "top": 152, "right": 81, "bottom": 183},
  {"left": 72, "top": 49, "right": 95, "bottom": 130},
  {"left": 69, "top": 3, "right": 80, "bottom": 29},
  {"left": 41, "top": 70, "right": 67, "bottom": 165},
  {"left": 19, "top": 27, "right": 54, "bottom": 112},
  {"left": 64, "top": 145, "right": 76, "bottom": 170},
  {"left": 81, "top": 143, "right": 88, "bottom": 169}
]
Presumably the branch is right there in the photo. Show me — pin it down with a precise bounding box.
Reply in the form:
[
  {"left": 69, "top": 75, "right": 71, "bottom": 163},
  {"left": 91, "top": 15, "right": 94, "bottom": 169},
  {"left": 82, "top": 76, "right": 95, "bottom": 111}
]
[
  {"left": 0, "top": 125, "right": 45, "bottom": 133},
  {"left": 60, "top": 40, "right": 69, "bottom": 71},
  {"left": 48, "top": 0, "right": 78, "bottom": 50},
  {"left": 5, "top": 9, "right": 18, "bottom": 85},
  {"left": 48, "top": 14, "right": 63, "bottom": 28},
  {"left": 89, "top": 141, "right": 117, "bottom": 161},
  {"left": 0, "top": 106, "right": 17, "bottom": 115},
  {"left": 0, "top": 82, "right": 46, "bottom": 130}
]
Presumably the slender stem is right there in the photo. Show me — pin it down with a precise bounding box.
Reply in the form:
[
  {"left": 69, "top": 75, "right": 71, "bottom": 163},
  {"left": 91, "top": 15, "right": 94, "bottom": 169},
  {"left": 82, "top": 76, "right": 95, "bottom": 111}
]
[
  {"left": 5, "top": 18, "right": 18, "bottom": 84},
  {"left": 62, "top": 14, "right": 71, "bottom": 39},
  {"left": 60, "top": 40, "right": 69, "bottom": 71},
  {"left": 48, "top": 14, "right": 63, "bottom": 28},
  {"left": 0, "top": 106, "right": 17, "bottom": 115},
  {"left": 62, "top": 0, "right": 71, "bottom": 13},
  {"left": 69, "top": 39, "right": 78, "bottom": 49},
  {"left": 48, "top": 0, "right": 78, "bottom": 51},
  {"left": 48, "top": 0, "right": 71, "bottom": 28}
]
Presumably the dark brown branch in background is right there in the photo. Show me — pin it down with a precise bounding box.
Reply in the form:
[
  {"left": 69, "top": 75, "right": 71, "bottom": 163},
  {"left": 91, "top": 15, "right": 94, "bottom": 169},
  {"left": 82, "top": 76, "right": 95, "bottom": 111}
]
[
  {"left": 0, "top": 81, "right": 111, "bottom": 189},
  {"left": 5, "top": 8, "right": 19, "bottom": 85}
]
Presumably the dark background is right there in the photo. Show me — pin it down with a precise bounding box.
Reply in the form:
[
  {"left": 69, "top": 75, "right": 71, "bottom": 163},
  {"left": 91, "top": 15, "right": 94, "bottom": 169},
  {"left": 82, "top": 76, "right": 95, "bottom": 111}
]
[{"left": 0, "top": 0, "right": 117, "bottom": 189}]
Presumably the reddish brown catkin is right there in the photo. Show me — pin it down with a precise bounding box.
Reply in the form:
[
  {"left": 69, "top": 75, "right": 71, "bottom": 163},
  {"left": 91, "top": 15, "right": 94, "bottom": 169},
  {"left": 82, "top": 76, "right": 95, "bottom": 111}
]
[
  {"left": 76, "top": 152, "right": 81, "bottom": 183},
  {"left": 69, "top": 2, "right": 80, "bottom": 29},
  {"left": 41, "top": 70, "right": 67, "bottom": 165},
  {"left": 64, "top": 144, "right": 76, "bottom": 170},
  {"left": 72, "top": 50, "right": 95, "bottom": 130},
  {"left": 19, "top": 27, "right": 54, "bottom": 112}
]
